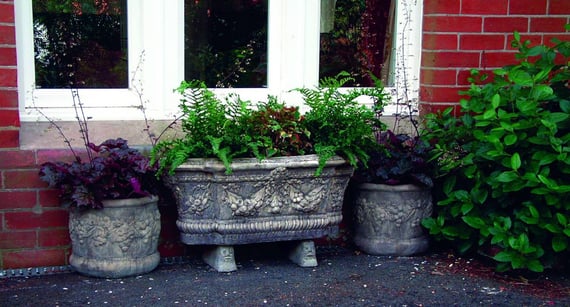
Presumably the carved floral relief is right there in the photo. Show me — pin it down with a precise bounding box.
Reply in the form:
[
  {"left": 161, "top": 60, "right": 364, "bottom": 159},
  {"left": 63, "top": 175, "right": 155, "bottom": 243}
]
[{"left": 69, "top": 200, "right": 160, "bottom": 258}]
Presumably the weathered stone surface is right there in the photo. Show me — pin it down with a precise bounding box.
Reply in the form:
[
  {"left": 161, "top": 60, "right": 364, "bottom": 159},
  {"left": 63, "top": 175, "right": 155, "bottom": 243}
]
[
  {"left": 202, "top": 245, "right": 238, "bottom": 272},
  {"left": 69, "top": 196, "right": 161, "bottom": 278},
  {"left": 288, "top": 240, "right": 317, "bottom": 267},
  {"left": 352, "top": 183, "right": 432, "bottom": 256},
  {"left": 169, "top": 155, "right": 353, "bottom": 245},
  {"left": 168, "top": 155, "right": 353, "bottom": 271}
]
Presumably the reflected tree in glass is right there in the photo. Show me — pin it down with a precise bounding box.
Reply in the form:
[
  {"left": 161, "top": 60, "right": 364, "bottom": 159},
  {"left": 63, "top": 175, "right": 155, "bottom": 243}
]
[
  {"left": 33, "top": 0, "right": 128, "bottom": 88},
  {"left": 184, "top": 0, "right": 268, "bottom": 88},
  {"left": 320, "top": 0, "right": 392, "bottom": 87}
]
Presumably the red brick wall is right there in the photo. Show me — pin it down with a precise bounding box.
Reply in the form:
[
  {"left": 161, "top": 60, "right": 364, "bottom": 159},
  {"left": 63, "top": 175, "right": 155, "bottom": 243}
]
[
  {"left": 1, "top": 0, "right": 569, "bottom": 270},
  {"left": 420, "top": 0, "right": 570, "bottom": 115},
  {"left": 0, "top": 1, "right": 78, "bottom": 269}
]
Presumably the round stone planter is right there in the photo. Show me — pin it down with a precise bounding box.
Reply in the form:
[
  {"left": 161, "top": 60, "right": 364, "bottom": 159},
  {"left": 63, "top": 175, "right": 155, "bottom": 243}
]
[
  {"left": 167, "top": 155, "right": 353, "bottom": 271},
  {"left": 352, "top": 183, "right": 432, "bottom": 256},
  {"left": 68, "top": 195, "right": 161, "bottom": 278}
]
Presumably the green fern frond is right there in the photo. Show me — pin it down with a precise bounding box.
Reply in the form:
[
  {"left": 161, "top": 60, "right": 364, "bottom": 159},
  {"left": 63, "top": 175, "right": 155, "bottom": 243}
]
[
  {"left": 153, "top": 73, "right": 388, "bottom": 176},
  {"left": 314, "top": 144, "right": 336, "bottom": 176}
]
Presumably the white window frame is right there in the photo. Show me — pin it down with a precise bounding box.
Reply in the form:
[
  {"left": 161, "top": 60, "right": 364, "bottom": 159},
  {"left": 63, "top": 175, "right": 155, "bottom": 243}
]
[{"left": 16, "top": 0, "right": 422, "bottom": 122}]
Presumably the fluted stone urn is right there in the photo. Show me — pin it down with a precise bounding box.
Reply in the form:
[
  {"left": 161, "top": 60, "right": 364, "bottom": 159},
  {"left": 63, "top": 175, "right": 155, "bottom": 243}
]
[
  {"left": 352, "top": 183, "right": 432, "bottom": 256},
  {"left": 168, "top": 155, "right": 353, "bottom": 272},
  {"left": 69, "top": 196, "right": 161, "bottom": 278}
]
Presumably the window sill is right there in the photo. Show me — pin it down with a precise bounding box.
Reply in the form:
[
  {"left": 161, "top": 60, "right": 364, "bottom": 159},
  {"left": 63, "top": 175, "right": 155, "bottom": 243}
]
[{"left": 19, "top": 120, "right": 178, "bottom": 150}]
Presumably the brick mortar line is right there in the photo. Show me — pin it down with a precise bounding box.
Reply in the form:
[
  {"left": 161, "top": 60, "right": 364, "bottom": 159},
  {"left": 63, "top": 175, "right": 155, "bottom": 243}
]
[
  {"left": 423, "top": 14, "right": 570, "bottom": 17},
  {"left": 423, "top": 31, "right": 570, "bottom": 34}
]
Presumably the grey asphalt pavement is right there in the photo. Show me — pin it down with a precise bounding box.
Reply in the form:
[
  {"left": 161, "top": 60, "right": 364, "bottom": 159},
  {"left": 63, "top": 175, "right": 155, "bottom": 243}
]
[{"left": 1, "top": 245, "right": 569, "bottom": 306}]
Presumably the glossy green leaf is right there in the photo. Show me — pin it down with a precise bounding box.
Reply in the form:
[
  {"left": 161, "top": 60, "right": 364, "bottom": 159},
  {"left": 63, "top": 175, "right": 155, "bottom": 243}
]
[
  {"left": 538, "top": 174, "right": 559, "bottom": 190},
  {"left": 520, "top": 214, "right": 539, "bottom": 225},
  {"left": 560, "top": 100, "right": 570, "bottom": 113},
  {"left": 442, "top": 226, "right": 460, "bottom": 238},
  {"left": 527, "top": 204, "right": 539, "bottom": 218},
  {"left": 549, "top": 112, "right": 569, "bottom": 123},
  {"left": 493, "top": 251, "right": 512, "bottom": 262},
  {"left": 533, "top": 67, "right": 552, "bottom": 83},
  {"left": 527, "top": 260, "right": 544, "bottom": 273},
  {"left": 443, "top": 176, "right": 456, "bottom": 196},
  {"left": 513, "top": 31, "right": 521, "bottom": 42},
  {"left": 471, "top": 188, "right": 488, "bottom": 205},
  {"left": 483, "top": 109, "right": 496, "bottom": 120},
  {"left": 463, "top": 216, "right": 486, "bottom": 229},
  {"left": 532, "top": 151, "right": 557, "bottom": 166},
  {"left": 421, "top": 218, "right": 437, "bottom": 230},
  {"left": 491, "top": 94, "right": 501, "bottom": 109},
  {"left": 527, "top": 45, "right": 546, "bottom": 56},
  {"left": 556, "top": 213, "right": 568, "bottom": 226},
  {"left": 512, "top": 256, "right": 525, "bottom": 269},
  {"left": 516, "top": 100, "right": 536, "bottom": 114},
  {"left": 511, "top": 153, "right": 521, "bottom": 170},
  {"left": 530, "top": 84, "right": 553, "bottom": 101},
  {"left": 545, "top": 223, "right": 561, "bottom": 233},
  {"left": 496, "top": 171, "right": 519, "bottom": 182},
  {"left": 552, "top": 236, "right": 568, "bottom": 252},
  {"left": 510, "top": 70, "right": 533, "bottom": 86},
  {"left": 461, "top": 203, "right": 474, "bottom": 214},
  {"left": 504, "top": 134, "right": 517, "bottom": 145}
]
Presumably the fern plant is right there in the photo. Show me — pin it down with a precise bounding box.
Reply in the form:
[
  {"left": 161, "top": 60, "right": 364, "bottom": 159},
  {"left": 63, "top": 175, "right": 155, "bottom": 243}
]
[
  {"left": 152, "top": 73, "right": 389, "bottom": 175},
  {"left": 297, "top": 72, "right": 388, "bottom": 173},
  {"left": 151, "top": 80, "right": 252, "bottom": 174}
]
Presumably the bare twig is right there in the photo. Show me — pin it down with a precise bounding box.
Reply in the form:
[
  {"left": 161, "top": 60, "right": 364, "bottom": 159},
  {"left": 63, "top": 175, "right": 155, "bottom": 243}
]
[
  {"left": 131, "top": 51, "right": 181, "bottom": 145},
  {"left": 30, "top": 90, "right": 81, "bottom": 162},
  {"left": 131, "top": 51, "right": 157, "bottom": 145},
  {"left": 70, "top": 88, "right": 93, "bottom": 163},
  {"left": 392, "top": 0, "right": 420, "bottom": 136}
]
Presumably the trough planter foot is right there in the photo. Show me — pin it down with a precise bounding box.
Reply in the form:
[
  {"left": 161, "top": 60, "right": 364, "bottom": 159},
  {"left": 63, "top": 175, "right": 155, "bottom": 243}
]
[
  {"left": 288, "top": 240, "right": 317, "bottom": 267},
  {"left": 203, "top": 245, "right": 237, "bottom": 272}
]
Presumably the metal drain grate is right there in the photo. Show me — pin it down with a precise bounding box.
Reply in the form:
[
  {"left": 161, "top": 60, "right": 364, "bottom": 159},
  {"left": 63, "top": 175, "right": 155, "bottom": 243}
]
[
  {"left": 0, "top": 248, "right": 343, "bottom": 278},
  {"left": 0, "top": 256, "right": 194, "bottom": 279},
  {"left": 0, "top": 265, "right": 73, "bottom": 278}
]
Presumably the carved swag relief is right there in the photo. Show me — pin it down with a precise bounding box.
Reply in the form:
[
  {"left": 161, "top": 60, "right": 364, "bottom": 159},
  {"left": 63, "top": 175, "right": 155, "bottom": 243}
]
[
  {"left": 222, "top": 167, "right": 329, "bottom": 216},
  {"left": 177, "top": 166, "right": 337, "bottom": 217}
]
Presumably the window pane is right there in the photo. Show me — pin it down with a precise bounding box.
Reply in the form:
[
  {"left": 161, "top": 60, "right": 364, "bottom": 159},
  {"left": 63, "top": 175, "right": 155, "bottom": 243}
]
[
  {"left": 33, "top": 0, "right": 128, "bottom": 88},
  {"left": 320, "top": 0, "right": 393, "bottom": 87},
  {"left": 184, "top": 0, "right": 268, "bottom": 88}
]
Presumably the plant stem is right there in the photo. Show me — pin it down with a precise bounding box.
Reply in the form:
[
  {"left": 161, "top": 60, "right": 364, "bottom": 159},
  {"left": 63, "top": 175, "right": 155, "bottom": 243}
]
[{"left": 71, "top": 88, "right": 93, "bottom": 163}]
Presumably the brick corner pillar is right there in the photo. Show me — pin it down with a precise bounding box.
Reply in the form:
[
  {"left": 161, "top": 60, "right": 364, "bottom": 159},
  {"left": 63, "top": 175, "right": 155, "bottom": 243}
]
[
  {"left": 419, "top": 0, "right": 570, "bottom": 117},
  {"left": 0, "top": 1, "right": 19, "bottom": 149}
]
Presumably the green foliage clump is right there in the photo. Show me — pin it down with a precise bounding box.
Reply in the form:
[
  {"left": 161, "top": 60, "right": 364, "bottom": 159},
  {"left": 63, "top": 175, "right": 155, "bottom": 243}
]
[
  {"left": 297, "top": 72, "right": 388, "bottom": 174},
  {"left": 152, "top": 80, "right": 309, "bottom": 174},
  {"left": 423, "top": 31, "right": 570, "bottom": 273},
  {"left": 152, "top": 73, "right": 389, "bottom": 176}
]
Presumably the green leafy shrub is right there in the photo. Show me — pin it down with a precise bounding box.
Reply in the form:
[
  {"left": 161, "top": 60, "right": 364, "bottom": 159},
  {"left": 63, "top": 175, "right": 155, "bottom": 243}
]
[{"left": 423, "top": 30, "right": 570, "bottom": 272}]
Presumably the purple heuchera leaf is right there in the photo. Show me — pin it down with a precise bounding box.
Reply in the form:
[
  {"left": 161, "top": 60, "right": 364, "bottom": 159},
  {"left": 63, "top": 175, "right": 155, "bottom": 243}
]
[
  {"left": 38, "top": 138, "right": 158, "bottom": 209},
  {"left": 354, "top": 130, "right": 434, "bottom": 188},
  {"left": 130, "top": 177, "right": 143, "bottom": 195}
]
